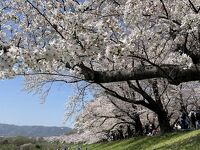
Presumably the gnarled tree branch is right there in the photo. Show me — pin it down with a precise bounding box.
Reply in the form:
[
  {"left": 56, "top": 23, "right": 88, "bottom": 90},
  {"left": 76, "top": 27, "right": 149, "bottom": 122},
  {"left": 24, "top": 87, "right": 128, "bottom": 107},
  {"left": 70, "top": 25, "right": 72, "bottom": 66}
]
[{"left": 79, "top": 63, "right": 200, "bottom": 85}]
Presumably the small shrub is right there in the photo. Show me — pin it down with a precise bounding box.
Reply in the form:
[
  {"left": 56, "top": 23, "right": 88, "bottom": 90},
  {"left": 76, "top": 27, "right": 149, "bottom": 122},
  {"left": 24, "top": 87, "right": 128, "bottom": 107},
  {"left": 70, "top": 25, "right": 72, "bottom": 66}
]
[
  {"left": 2, "top": 139, "right": 9, "bottom": 145},
  {"left": 35, "top": 144, "right": 41, "bottom": 149}
]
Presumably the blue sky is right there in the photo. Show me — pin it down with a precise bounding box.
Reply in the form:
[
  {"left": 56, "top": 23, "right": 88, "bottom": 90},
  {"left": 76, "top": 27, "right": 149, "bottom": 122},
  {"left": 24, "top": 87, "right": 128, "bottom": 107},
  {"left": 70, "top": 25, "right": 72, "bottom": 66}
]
[
  {"left": 0, "top": 0, "right": 88, "bottom": 128},
  {"left": 0, "top": 77, "right": 76, "bottom": 127}
]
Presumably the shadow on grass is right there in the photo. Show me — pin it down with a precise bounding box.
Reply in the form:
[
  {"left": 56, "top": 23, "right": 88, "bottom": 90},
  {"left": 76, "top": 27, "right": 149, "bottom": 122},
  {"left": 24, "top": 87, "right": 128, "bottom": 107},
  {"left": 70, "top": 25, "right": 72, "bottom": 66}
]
[
  {"left": 147, "top": 130, "right": 200, "bottom": 150},
  {"left": 104, "top": 132, "right": 185, "bottom": 150}
]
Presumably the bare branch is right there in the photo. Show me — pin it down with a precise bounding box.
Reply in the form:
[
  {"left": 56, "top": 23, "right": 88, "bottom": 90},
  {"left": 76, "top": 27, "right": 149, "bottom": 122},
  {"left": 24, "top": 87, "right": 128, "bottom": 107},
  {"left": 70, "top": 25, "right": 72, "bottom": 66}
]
[
  {"left": 188, "top": 0, "right": 200, "bottom": 13},
  {"left": 26, "top": 0, "right": 66, "bottom": 40},
  {"left": 160, "top": 0, "right": 169, "bottom": 18},
  {"left": 98, "top": 83, "right": 133, "bottom": 103}
]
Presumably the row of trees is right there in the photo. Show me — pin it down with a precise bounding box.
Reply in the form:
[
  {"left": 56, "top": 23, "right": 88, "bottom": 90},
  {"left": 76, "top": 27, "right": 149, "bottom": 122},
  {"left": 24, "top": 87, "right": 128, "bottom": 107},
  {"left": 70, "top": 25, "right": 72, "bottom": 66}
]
[
  {"left": 74, "top": 81, "right": 200, "bottom": 142},
  {"left": 1, "top": 0, "right": 200, "bottom": 141}
]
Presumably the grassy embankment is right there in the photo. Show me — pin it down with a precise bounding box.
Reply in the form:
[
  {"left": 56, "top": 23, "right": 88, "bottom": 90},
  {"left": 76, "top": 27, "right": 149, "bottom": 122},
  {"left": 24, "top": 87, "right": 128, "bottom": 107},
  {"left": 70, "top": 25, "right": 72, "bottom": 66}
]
[
  {"left": 87, "top": 129, "right": 200, "bottom": 150},
  {"left": 1, "top": 129, "right": 200, "bottom": 150}
]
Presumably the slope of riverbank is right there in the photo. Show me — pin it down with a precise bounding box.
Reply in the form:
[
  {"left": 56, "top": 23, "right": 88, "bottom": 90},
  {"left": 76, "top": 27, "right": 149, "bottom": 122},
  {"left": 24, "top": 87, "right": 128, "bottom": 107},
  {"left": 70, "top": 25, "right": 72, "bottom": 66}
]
[{"left": 87, "top": 129, "right": 200, "bottom": 150}]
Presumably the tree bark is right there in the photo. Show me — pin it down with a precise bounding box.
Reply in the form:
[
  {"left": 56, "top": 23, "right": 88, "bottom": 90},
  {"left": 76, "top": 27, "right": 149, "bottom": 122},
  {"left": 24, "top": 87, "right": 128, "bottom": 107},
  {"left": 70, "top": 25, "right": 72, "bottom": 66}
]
[
  {"left": 79, "top": 63, "right": 200, "bottom": 85},
  {"left": 157, "top": 110, "right": 172, "bottom": 134},
  {"left": 134, "top": 114, "right": 144, "bottom": 136}
]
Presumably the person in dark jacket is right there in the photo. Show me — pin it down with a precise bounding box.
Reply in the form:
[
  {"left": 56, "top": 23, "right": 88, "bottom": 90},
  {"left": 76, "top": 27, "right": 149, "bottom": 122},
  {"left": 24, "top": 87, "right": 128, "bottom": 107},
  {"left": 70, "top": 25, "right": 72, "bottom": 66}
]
[{"left": 180, "top": 109, "right": 188, "bottom": 129}]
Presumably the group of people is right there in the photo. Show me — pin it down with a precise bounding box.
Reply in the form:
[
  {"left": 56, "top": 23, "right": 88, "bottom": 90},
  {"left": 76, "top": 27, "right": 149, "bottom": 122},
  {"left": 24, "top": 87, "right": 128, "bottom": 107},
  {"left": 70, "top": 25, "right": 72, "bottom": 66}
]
[
  {"left": 109, "top": 125, "right": 135, "bottom": 141},
  {"left": 177, "top": 107, "right": 200, "bottom": 130},
  {"left": 109, "top": 122, "right": 158, "bottom": 141},
  {"left": 144, "top": 122, "right": 157, "bottom": 136},
  {"left": 109, "top": 125, "right": 125, "bottom": 141},
  {"left": 108, "top": 107, "right": 200, "bottom": 142}
]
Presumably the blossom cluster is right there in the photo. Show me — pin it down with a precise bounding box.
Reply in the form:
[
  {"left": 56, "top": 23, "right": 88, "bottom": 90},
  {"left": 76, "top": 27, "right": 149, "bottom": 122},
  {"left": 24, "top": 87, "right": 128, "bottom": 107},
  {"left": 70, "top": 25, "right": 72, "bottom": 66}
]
[{"left": 1, "top": 0, "right": 199, "bottom": 80}]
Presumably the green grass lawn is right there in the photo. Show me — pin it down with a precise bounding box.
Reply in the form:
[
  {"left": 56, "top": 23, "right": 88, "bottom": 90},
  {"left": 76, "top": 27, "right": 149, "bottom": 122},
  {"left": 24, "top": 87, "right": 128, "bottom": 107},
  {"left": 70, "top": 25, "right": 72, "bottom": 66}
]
[{"left": 87, "top": 129, "right": 200, "bottom": 150}]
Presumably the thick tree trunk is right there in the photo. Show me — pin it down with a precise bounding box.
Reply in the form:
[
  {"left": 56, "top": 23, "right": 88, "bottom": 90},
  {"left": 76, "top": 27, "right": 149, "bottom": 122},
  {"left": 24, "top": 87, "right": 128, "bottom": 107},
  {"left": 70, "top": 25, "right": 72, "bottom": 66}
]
[
  {"left": 157, "top": 110, "right": 172, "bottom": 134},
  {"left": 134, "top": 114, "right": 143, "bottom": 136}
]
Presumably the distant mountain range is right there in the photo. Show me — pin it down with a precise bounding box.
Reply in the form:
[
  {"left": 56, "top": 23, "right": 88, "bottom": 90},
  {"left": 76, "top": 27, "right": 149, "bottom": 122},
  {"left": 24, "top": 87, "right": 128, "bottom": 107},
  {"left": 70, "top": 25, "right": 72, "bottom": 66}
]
[{"left": 0, "top": 123, "right": 71, "bottom": 137}]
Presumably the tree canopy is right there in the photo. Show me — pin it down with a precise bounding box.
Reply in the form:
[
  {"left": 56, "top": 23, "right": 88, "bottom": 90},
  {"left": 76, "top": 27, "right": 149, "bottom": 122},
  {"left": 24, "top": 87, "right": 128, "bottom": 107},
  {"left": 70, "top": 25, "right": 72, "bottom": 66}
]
[{"left": 0, "top": 0, "right": 200, "bottom": 84}]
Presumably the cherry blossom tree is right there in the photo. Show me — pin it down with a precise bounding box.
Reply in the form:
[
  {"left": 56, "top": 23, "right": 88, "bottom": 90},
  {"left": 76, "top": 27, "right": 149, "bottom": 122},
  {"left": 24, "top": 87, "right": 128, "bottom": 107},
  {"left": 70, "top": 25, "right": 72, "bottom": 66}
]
[
  {"left": 1, "top": 0, "right": 200, "bottom": 83},
  {"left": 2, "top": 0, "right": 200, "bottom": 134},
  {"left": 75, "top": 95, "right": 144, "bottom": 141}
]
